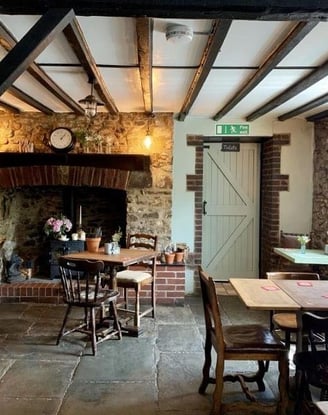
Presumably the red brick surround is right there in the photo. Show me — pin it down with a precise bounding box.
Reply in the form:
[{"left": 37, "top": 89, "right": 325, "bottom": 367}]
[{"left": 0, "top": 264, "right": 185, "bottom": 305}]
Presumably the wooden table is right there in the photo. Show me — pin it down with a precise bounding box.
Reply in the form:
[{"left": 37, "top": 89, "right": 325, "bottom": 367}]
[
  {"left": 62, "top": 248, "right": 159, "bottom": 336},
  {"left": 315, "top": 401, "right": 328, "bottom": 415},
  {"left": 63, "top": 247, "right": 158, "bottom": 290},
  {"left": 230, "top": 278, "right": 328, "bottom": 351},
  {"left": 229, "top": 278, "right": 300, "bottom": 311},
  {"left": 273, "top": 248, "right": 328, "bottom": 265}
]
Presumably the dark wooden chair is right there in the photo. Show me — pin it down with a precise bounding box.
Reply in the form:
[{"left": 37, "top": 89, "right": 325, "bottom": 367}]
[
  {"left": 198, "top": 266, "right": 289, "bottom": 415},
  {"left": 266, "top": 272, "right": 320, "bottom": 350},
  {"left": 293, "top": 312, "right": 328, "bottom": 415},
  {"left": 116, "top": 233, "right": 158, "bottom": 330},
  {"left": 57, "top": 257, "right": 121, "bottom": 355}
]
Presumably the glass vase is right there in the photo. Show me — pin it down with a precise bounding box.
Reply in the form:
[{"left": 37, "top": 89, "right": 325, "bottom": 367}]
[{"left": 300, "top": 243, "right": 306, "bottom": 254}]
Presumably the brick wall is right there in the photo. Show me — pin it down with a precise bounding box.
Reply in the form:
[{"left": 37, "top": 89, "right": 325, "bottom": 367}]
[{"left": 0, "top": 264, "right": 185, "bottom": 305}]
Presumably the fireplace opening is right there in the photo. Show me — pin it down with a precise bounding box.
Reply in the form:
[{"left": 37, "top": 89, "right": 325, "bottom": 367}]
[{"left": 1, "top": 186, "right": 127, "bottom": 280}]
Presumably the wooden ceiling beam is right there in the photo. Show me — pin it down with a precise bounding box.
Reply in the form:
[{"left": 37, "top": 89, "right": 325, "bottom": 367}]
[
  {"left": 136, "top": 17, "right": 153, "bottom": 114},
  {"left": 307, "top": 110, "right": 328, "bottom": 122},
  {"left": 278, "top": 93, "right": 328, "bottom": 121},
  {"left": 0, "top": 100, "right": 20, "bottom": 113},
  {"left": 0, "top": 8, "right": 75, "bottom": 97},
  {"left": 213, "top": 21, "right": 317, "bottom": 121},
  {"left": 246, "top": 57, "right": 328, "bottom": 121},
  {"left": 0, "top": 22, "right": 85, "bottom": 115},
  {"left": 177, "top": 19, "right": 232, "bottom": 121},
  {"left": 9, "top": 86, "right": 54, "bottom": 114},
  {"left": 0, "top": 1, "right": 328, "bottom": 21},
  {"left": 63, "top": 17, "right": 119, "bottom": 114}
]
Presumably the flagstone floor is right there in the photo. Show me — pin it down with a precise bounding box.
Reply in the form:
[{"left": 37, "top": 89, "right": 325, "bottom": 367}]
[{"left": 0, "top": 290, "right": 298, "bottom": 415}]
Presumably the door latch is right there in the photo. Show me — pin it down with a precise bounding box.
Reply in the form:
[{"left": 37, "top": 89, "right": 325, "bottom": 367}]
[{"left": 203, "top": 200, "right": 207, "bottom": 215}]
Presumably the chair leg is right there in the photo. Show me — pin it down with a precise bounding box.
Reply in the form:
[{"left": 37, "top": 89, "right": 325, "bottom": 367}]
[
  {"left": 124, "top": 287, "right": 128, "bottom": 310},
  {"left": 151, "top": 278, "right": 155, "bottom": 318},
  {"left": 285, "top": 330, "right": 291, "bottom": 350},
  {"left": 56, "top": 304, "right": 72, "bottom": 345},
  {"left": 90, "top": 307, "right": 97, "bottom": 356},
  {"left": 211, "top": 355, "right": 225, "bottom": 415},
  {"left": 134, "top": 286, "right": 140, "bottom": 327},
  {"left": 277, "top": 353, "right": 289, "bottom": 415},
  {"left": 199, "top": 329, "right": 215, "bottom": 394},
  {"left": 109, "top": 301, "right": 122, "bottom": 340}
]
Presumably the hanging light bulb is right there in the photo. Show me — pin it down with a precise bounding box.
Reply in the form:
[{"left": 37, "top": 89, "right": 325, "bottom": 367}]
[
  {"left": 144, "top": 117, "right": 152, "bottom": 149},
  {"left": 78, "top": 78, "right": 104, "bottom": 118}
]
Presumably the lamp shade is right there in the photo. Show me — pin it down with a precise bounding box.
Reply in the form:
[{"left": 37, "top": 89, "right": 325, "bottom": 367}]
[{"left": 78, "top": 79, "right": 104, "bottom": 118}]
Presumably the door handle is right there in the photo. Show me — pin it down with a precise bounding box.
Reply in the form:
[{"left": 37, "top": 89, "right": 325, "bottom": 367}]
[{"left": 203, "top": 200, "right": 207, "bottom": 215}]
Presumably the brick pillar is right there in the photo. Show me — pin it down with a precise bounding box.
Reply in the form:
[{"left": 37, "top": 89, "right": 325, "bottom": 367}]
[{"left": 260, "top": 134, "right": 290, "bottom": 276}]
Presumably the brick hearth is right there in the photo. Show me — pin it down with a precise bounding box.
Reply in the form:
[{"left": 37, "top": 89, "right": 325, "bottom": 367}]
[{"left": 0, "top": 264, "right": 186, "bottom": 305}]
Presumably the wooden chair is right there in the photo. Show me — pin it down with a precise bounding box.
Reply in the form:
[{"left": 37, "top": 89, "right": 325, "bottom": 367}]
[
  {"left": 293, "top": 312, "right": 328, "bottom": 415},
  {"left": 266, "top": 272, "right": 320, "bottom": 350},
  {"left": 57, "top": 257, "right": 121, "bottom": 355},
  {"left": 198, "top": 266, "right": 289, "bottom": 415},
  {"left": 116, "top": 233, "right": 158, "bottom": 330}
]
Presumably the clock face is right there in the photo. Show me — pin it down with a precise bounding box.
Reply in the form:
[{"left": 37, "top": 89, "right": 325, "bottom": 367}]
[{"left": 50, "top": 128, "right": 75, "bottom": 152}]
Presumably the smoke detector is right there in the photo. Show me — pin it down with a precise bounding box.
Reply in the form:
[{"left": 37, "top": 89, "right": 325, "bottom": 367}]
[{"left": 165, "top": 24, "right": 193, "bottom": 43}]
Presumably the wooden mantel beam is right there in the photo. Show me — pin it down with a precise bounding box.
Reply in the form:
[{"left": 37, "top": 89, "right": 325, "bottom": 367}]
[{"left": 0, "top": 153, "right": 150, "bottom": 171}]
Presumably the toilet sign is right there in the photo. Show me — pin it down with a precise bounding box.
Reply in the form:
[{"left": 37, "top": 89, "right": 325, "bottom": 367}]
[{"left": 216, "top": 124, "right": 249, "bottom": 135}]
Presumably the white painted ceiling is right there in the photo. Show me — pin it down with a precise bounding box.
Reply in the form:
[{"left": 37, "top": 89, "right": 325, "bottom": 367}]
[{"left": 1, "top": 13, "right": 328, "bottom": 122}]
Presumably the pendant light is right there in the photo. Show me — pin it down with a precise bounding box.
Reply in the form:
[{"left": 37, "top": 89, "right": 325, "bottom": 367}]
[
  {"left": 78, "top": 78, "right": 104, "bottom": 118},
  {"left": 144, "top": 114, "right": 154, "bottom": 149}
]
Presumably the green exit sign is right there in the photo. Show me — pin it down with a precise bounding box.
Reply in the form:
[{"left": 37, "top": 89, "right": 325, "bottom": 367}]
[{"left": 216, "top": 124, "right": 249, "bottom": 135}]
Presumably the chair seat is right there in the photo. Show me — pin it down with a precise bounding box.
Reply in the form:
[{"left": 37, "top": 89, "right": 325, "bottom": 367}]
[
  {"left": 116, "top": 270, "right": 152, "bottom": 283},
  {"left": 272, "top": 313, "right": 298, "bottom": 330},
  {"left": 223, "top": 324, "right": 284, "bottom": 350}
]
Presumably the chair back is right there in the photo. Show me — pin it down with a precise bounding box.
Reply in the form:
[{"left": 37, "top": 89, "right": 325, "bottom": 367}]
[
  {"left": 266, "top": 271, "right": 320, "bottom": 281},
  {"left": 280, "top": 230, "right": 313, "bottom": 249},
  {"left": 198, "top": 266, "right": 225, "bottom": 352},
  {"left": 302, "top": 312, "right": 328, "bottom": 351},
  {"left": 58, "top": 257, "right": 105, "bottom": 306},
  {"left": 127, "top": 233, "right": 157, "bottom": 251}
]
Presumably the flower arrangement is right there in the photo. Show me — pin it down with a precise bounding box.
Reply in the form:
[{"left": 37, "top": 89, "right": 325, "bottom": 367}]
[
  {"left": 44, "top": 215, "right": 72, "bottom": 239},
  {"left": 112, "top": 226, "right": 122, "bottom": 243},
  {"left": 297, "top": 235, "right": 311, "bottom": 246}
]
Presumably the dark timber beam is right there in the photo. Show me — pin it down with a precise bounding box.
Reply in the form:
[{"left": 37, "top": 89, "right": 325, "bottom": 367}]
[
  {"left": 136, "top": 17, "right": 153, "bottom": 114},
  {"left": 278, "top": 93, "right": 328, "bottom": 121},
  {"left": 0, "top": 100, "right": 20, "bottom": 113},
  {"left": 0, "top": 8, "right": 75, "bottom": 97},
  {"left": 177, "top": 19, "right": 232, "bottom": 121},
  {"left": 246, "top": 58, "right": 328, "bottom": 121},
  {"left": 63, "top": 17, "right": 119, "bottom": 114},
  {"left": 0, "top": 21, "right": 85, "bottom": 115},
  {"left": 307, "top": 110, "right": 328, "bottom": 122},
  {"left": 0, "top": 1, "right": 328, "bottom": 21},
  {"left": 213, "top": 21, "right": 317, "bottom": 121},
  {"left": 8, "top": 86, "right": 54, "bottom": 114}
]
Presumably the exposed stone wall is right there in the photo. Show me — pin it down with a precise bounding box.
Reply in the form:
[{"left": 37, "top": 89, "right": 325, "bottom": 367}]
[
  {"left": 0, "top": 112, "right": 173, "bottom": 279},
  {"left": 312, "top": 121, "right": 328, "bottom": 277}
]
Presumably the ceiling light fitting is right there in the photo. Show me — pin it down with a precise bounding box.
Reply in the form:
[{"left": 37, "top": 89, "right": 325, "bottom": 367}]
[
  {"left": 144, "top": 116, "right": 153, "bottom": 149},
  {"left": 78, "top": 78, "right": 104, "bottom": 118},
  {"left": 166, "top": 24, "right": 193, "bottom": 44}
]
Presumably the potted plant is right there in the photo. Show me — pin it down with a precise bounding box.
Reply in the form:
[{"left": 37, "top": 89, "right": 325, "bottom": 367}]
[{"left": 86, "top": 226, "right": 102, "bottom": 252}]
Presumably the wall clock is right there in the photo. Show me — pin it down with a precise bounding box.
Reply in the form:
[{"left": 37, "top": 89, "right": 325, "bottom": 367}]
[{"left": 49, "top": 127, "right": 75, "bottom": 152}]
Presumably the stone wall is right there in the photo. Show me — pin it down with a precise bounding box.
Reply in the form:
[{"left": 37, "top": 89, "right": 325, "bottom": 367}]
[
  {"left": 312, "top": 121, "right": 328, "bottom": 277},
  {"left": 0, "top": 112, "right": 174, "bottom": 278}
]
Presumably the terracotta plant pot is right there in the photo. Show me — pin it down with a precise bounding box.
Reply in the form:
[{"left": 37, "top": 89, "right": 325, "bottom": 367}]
[
  {"left": 165, "top": 253, "right": 175, "bottom": 265},
  {"left": 86, "top": 237, "right": 101, "bottom": 253},
  {"left": 174, "top": 251, "right": 184, "bottom": 263}
]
